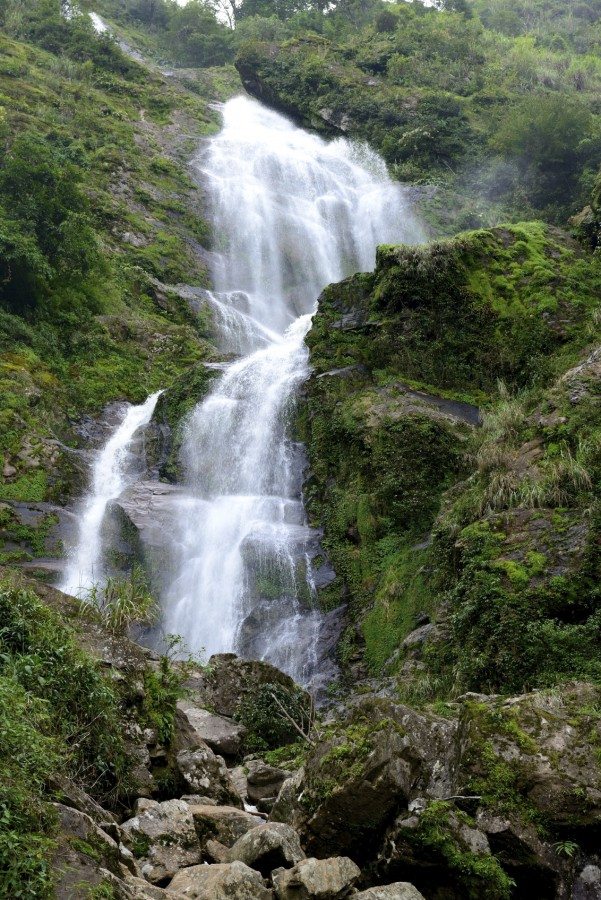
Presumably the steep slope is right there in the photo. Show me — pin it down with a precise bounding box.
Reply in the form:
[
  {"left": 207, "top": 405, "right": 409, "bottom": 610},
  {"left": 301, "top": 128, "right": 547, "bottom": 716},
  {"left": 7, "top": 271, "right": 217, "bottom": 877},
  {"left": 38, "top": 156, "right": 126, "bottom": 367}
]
[{"left": 0, "top": 18, "right": 240, "bottom": 567}]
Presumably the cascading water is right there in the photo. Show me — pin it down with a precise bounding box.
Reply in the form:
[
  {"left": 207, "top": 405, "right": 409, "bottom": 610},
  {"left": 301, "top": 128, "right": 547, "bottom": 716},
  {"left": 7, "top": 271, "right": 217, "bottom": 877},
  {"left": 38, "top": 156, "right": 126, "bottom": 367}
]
[
  {"left": 60, "top": 392, "right": 161, "bottom": 597},
  {"left": 161, "top": 96, "right": 424, "bottom": 686}
]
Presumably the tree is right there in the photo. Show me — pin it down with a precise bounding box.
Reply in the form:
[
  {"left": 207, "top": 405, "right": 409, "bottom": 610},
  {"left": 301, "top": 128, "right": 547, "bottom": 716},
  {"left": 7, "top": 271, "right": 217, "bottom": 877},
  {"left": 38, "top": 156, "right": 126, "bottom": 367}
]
[
  {"left": 491, "top": 94, "right": 598, "bottom": 208},
  {"left": 166, "top": 0, "right": 233, "bottom": 65}
]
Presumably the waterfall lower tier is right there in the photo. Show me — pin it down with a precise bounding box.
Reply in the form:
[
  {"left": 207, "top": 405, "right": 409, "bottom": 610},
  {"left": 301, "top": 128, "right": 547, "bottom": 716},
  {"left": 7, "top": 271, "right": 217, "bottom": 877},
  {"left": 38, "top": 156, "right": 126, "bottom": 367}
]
[{"left": 60, "top": 95, "right": 424, "bottom": 691}]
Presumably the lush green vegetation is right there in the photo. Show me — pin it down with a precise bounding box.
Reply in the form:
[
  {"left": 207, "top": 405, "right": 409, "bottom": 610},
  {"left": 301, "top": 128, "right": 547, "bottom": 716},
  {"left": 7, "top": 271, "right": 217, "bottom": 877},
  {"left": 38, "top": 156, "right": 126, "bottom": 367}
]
[{"left": 0, "top": 3, "right": 231, "bottom": 509}]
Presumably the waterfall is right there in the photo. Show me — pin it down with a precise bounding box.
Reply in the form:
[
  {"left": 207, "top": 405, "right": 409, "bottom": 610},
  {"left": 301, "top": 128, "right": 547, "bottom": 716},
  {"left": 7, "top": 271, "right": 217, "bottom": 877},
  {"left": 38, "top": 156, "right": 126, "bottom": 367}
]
[
  {"left": 161, "top": 96, "right": 424, "bottom": 686},
  {"left": 60, "top": 392, "right": 161, "bottom": 598}
]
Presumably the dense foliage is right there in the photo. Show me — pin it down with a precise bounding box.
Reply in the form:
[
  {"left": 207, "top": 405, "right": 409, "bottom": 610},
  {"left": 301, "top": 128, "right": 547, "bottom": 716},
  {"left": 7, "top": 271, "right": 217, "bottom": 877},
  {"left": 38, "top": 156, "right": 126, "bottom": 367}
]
[
  {"left": 302, "top": 223, "right": 601, "bottom": 689},
  {"left": 0, "top": 579, "right": 133, "bottom": 896}
]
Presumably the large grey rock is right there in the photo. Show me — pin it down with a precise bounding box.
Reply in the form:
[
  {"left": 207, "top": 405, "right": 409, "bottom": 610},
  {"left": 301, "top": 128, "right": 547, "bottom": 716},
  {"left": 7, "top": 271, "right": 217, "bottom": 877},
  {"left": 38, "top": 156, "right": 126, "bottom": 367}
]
[
  {"left": 48, "top": 774, "right": 118, "bottom": 838},
  {"left": 273, "top": 857, "right": 360, "bottom": 899},
  {"left": 228, "top": 822, "right": 305, "bottom": 876},
  {"left": 52, "top": 803, "right": 124, "bottom": 877},
  {"left": 120, "top": 799, "right": 200, "bottom": 884},
  {"left": 125, "top": 876, "right": 171, "bottom": 898},
  {"left": 279, "top": 699, "right": 457, "bottom": 858},
  {"left": 246, "top": 760, "right": 291, "bottom": 805},
  {"left": 353, "top": 885, "right": 426, "bottom": 900},
  {"left": 51, "top": 803, "right": 136, "bottom": 899},
  {"left": 175, "top": 743, "right": 243, "bottom": 808},
  {"left": 166, "top": 860, "right": 272, "bottom": 899},
  {"left": 459, "top": 682, "right": 601, "bottom": 827},
  {"left": 176, "top": 702, "right": 246, "bottom": 756},
  {"left": 270, "top": 769, "right": 306, "bottom": 833},
  {"left": 188, "top": 803, "right": 263, "bottom": 848}
]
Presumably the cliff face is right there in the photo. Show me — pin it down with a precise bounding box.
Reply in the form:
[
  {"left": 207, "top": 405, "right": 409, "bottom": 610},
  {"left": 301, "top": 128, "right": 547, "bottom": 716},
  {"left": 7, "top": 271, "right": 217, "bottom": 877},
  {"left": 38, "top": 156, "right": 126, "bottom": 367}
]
[{"left": 301, "top": 223, "right": 601, "bottom": 690}]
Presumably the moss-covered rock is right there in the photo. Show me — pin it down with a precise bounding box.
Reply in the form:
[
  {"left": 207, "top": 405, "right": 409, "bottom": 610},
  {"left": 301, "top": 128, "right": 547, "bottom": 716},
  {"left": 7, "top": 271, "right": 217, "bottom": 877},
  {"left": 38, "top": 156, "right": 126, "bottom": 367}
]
[{"left": 302, "top": 223, "right": 601, "bottom": 687}]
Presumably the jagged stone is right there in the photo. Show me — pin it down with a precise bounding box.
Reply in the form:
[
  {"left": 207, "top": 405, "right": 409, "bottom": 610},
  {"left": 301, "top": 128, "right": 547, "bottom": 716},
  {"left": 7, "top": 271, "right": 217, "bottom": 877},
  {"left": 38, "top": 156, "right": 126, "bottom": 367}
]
[
  {"left": 227, "top": 822, "right": 305, "bottom": 876},
  {"left": 48, "top": 774, "right": 118, "bottom": 838},
  {"left": 272, "top": 856, "right": 360, "bottom": 899},
  {"left": 120, "top": 798, "right": 201, "bottom": 885},
  {"left": 51, "top": 803, "right": 136, "bottom": 899},
  {"left": 246, "top": 759, "right": 291, "bottom": 805},
  {"left": 269, "top": 769, "right": 307, "bottom": 833},
  {"left": 52, "top": 803, "right": 124, "bottom": 876},
  {"left": 166, "top": 860, "right": 273, "bottom": 899},
  {"left": 230, "top": 764, "right": 249, "bottom": 800},
  {"left": 176, "top": 701, "right": 247, "bottom": 756},
  {"left": 188, "top": 803, "right": 263, "bottom": 848},
  {"left": 175, "top": 743, "right": 244, "bottom": 807},
  {"left": 353, "top": 886, "right": 426, "bottom": 900}
]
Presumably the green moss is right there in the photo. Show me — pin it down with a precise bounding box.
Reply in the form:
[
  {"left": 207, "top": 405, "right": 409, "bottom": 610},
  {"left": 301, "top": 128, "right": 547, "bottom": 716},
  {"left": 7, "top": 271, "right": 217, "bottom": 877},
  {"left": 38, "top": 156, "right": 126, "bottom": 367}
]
[
  {"left": 263, "top": 741, "right": 308, "bottom": 771},
  {"left": 408, "top": 801, "right": 515, "bottom": 900},
  {"left": 151, "top": 361, "right": 219, "bottom": 481},
  {"left": 0, "top": 471, "right": 47, "bottom": 502}
]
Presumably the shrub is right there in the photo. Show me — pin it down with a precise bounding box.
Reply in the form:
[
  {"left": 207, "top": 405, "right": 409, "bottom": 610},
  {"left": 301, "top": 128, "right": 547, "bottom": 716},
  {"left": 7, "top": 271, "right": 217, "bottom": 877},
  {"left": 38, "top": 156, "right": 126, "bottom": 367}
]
[{"left": 236, "top": 682, "right": 312, "bottom": 752}]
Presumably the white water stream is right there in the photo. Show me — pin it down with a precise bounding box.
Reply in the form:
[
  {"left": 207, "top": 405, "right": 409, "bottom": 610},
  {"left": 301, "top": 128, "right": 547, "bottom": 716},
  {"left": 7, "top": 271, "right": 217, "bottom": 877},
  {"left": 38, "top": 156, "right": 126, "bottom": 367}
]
[
  {"left": 161, "top": 97, "right": 423, "bottom": 684},
  {"left": 60, "top": 95, "right": 423, "bottom": 687},
  {"left": 60, "top": 392, "right": 161, "bottom": 597}
]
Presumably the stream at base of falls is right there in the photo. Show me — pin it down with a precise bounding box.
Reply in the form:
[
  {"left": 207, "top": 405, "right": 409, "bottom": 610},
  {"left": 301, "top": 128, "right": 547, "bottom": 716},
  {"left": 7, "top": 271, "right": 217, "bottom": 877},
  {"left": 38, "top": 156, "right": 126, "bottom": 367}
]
[{"left": 60, "top": 95, "right": 424, "bottom": 691}]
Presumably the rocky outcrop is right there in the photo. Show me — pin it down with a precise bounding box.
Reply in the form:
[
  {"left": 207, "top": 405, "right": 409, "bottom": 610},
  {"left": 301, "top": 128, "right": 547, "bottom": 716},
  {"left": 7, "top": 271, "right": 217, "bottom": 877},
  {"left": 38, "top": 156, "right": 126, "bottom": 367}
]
[
  {"left": 272, "top": 699, "right": 457, "bottom": 861},
  {"left": 166, "top": 860, "right": 273, "bottom": 899},
  {"left": 272, "top": 856, "right": 360, "bottom": 899},
  {"left": 176, "top": 702, "right": 247, "bottom": 757},
  {"left": 227, "top": 822, "right": 305, "bottom": 876}
]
